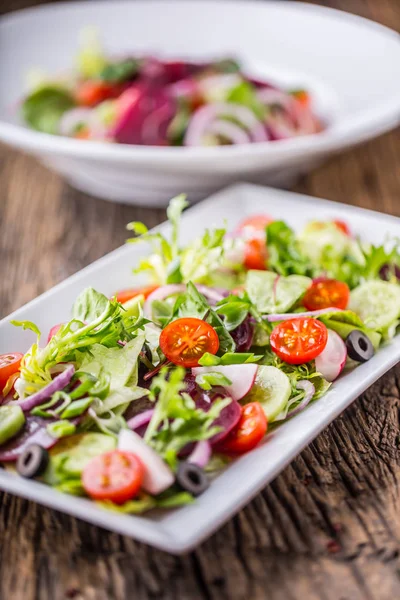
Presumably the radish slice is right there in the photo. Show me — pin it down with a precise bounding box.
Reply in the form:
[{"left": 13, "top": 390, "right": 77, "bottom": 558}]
[
  {"left": 187, "top": 440, "right": 212, "bottom": 468},
  {"left": 118, "top": 428, "right": 174, "bottom": 495},
  {"left": 315, "top": 329, "right": 347, "bottom": 382},
  {"left": 192, "top": 364, "right": 258, "bottom": 401},
  {"left": 265, "top": 307, "right": 341, "bottom": 322}
]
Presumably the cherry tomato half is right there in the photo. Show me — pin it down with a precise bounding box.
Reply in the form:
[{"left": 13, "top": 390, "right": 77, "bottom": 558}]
[
  {"left": 333, "top": 220, "right": 351, "bottom": 236},
  {"left": 159, "top": 317, "right": 219, "bottom": 368},
  {"left": 303, "top": 279, "right": 350, "bottom": 311},
  {"left": 216, "top": 402, "right": 267, "bottom": 455},
  {"left": 0, "top": 353, "right": 23, "bottom": 394},
  {"left": 244, "top": 238, "right": 268, "bottom": 270},
  {"left": 75, "top": 81, "right": 123, "bottom": 107},
  {"left": 238, "top": 214, "right": 273, "bottom": 233},
  {"left": 270, "top": 318, "right": 328, "bottom": 365},
  {"left": 82, "top": 450, "right": 144, "bottom": 504},
  {"left": 115, "top": 285, "right": 159, "bottom": 304}
]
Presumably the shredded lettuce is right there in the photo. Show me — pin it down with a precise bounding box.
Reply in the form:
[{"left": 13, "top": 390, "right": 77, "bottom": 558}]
[{"left": 127, "top": 195, "right": 230, "bottom": 285}]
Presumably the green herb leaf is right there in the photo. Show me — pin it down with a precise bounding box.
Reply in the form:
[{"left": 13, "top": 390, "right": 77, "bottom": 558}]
[{"left": 100, "top": 58, "right": 139, "bottom": 83}]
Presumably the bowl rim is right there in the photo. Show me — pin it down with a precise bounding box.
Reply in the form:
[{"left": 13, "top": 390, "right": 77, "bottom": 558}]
[{"left": 1, "top": 0, "right": 399, "bottom": 162}]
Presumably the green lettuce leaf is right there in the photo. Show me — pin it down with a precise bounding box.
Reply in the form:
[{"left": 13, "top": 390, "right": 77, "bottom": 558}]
[
  {"left": 246, "top": 270, "right": 311, "bottom": 314},
  {"left": 318, "top": 310, "right": 381, "bottom": 349},
  {"left": 22, "top": 85, "right": 76, "bottom": 134}
]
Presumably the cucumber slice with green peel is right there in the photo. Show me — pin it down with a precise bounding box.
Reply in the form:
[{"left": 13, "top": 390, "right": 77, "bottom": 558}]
[
  {"left": 0, "top": 405, "right": 25, "bottom": 445},
  {"left": 242, "top": 366, "right": 291, "bottom": 422},
  {"left": 349, "top": 281, "right": 400, "bottom": 331}
]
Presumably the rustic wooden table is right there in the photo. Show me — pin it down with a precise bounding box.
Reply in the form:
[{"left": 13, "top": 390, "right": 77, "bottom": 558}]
[{"left": 1, "top": 1, "right": 400, "bottom": 598}]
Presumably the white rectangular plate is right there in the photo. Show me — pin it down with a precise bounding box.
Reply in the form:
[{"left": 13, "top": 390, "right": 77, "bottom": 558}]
[{"left": 1, "top": 183, "right": 399, "bottom": 554}]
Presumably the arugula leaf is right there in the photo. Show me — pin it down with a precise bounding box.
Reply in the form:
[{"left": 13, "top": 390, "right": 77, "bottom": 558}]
[
  {"left": 144, "top": 367, "right": 231, "bottom": 469},
  {"left": 22, "top": 85, "right": 76, "bottom": 134},
  {"left": 195, "top": 371, "right": 232, "bottom": 391},
  {"left": 100, "top": 58, "right": 139, "bottom": 82},
  {"left": 215, "top": 296, "right": 250, "bottom": 331},
  {"left": 13, "top": 288, "right": 147, "bottom": 398},
  {"left": 177, "top": 282, "right": 235, "bottom": 354},
  {"left": 266, "top": 221, "right": 313, "bottom": 277}
]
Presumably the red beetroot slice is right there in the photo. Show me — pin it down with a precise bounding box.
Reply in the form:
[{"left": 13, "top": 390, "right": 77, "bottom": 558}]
[
  {"left": 112, "top": 83, "right": 176, "bottom": 145},
  {"left": 194, "top": 391, "right": 242, "bottom": 446}
]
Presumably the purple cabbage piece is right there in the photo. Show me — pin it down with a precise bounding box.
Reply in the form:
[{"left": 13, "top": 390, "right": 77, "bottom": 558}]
[
  {"left": 0, "top": 416, "right": 58, "bottom": 462},
  {"left": 380, "top": 263, "right": 400, "bottom": 282},
  {"left": 231, "top": 317, "right": 254, "bottom": 352}
]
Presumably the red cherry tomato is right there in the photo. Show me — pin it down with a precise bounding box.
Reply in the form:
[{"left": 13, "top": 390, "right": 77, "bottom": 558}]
[
  {"left": 47, "top": 323, "right": 64, "bottom": 343},
  {"left": 115, "top": 285, "right": 159, "bottom": 304},
  {"left": 333, "top": 220, "right": 351, "bottom": 236},
  {"left": 303, "top": 279, "right": 350, "bottom": 311},
  {"left": 244, "top": 238, "right": 268, "bottom": 270},
  {"left": 75, "top": 81, "right": 123, "bottom": 107},
  {"left": 216, "top": 402, "right": 267, "bottom": 455},
  {"left": 82, "top": 451, "right": 144, "bottom": 504},
  {"left": 238, "top": 215, "right": 273, "bottom": 232},
  {"left": 270, "top": 318, "right": 328, "bottom": 365},
  {"left": 159, "top": 317, "right": 219, "bottom": 368},
  {"left": 0, "top": 353, "right": 23, "bottom": 393}
]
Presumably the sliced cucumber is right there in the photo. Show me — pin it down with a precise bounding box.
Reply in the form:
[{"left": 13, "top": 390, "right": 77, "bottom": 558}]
[
  {"left": 242, "top": 366, "right": 291, "bottom": 422},
  {"left": 121, "top": 294, "right": 145, "bottom": 317},
  {"left": 49, "top": 432, "right": 116, "bottom": 476},
  {"left": 349, "top": 281, "right": 400, "bottom": 331},
  {"left": 0, "top": 405, "right": 25, "bottom": 445}
]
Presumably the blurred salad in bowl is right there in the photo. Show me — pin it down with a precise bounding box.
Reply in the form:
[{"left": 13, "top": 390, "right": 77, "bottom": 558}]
[{"left": 21, "top": 29, "right": 323, "bottom": 146}]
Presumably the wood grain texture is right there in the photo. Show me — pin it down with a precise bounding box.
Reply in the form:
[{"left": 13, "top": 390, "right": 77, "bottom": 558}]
[{"left": 1, "top": 0, "right": 400, "bottom": 598}]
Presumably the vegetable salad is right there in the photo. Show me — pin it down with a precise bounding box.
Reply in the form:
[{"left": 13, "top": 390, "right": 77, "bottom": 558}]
[
  {"left": 1, "top": 196, "right": 399, "bottom": 513},
  {"left": 21, "top": 29, "right": 322, "bottom": 146}
]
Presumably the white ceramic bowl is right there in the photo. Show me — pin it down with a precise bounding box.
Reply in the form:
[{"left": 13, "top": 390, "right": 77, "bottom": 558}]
[{"left": 0, "top": 1, "right": 399, "bottom": 206}]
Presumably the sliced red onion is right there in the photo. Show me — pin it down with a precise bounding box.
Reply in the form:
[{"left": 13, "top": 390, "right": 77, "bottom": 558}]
[
  {"left": 144, "top": 284, "right": 225, "bottom": 317},
  {"left": 272, "top": 275, "right": 281, "bottom": 304},
  {"left": 127, "top": 409, "right": 154, "bottom": 432},
  {"left": 265, "top": 307, "right": 341, "bottom": 322},
  {"left": 286, "top": 380, "right": 315, "bottom": 418},
  {"left": 315, "top": 329, "right": 347, "bottom": 382},
  {"left": 0, "top": 416, "right": 58, "bottom": 461},
  {"left": 16, "top": 364, "right": 75, "bottom": 412},
  {"left": 208, "top": 119, "right": 251, "bottom": 144},
  {"left": 58, "top": 108, "right": 92, "bottom": 136},
  {"left": 257, "top": 88, "right": 295, "bottom": 111},
  {"left": 184, "top": 102, "right": 267, "bottom": 146},
  {"left": 187, "top": 440, "right": 212, "bottom": 468},
  {"left": 168, "top": 78, "right": 200, "bottom": 99}
]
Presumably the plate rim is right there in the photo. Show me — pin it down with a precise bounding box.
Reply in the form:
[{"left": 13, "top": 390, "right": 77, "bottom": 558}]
[{"left": 1, "top": 182, "right": 400, "bottom": 554}]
